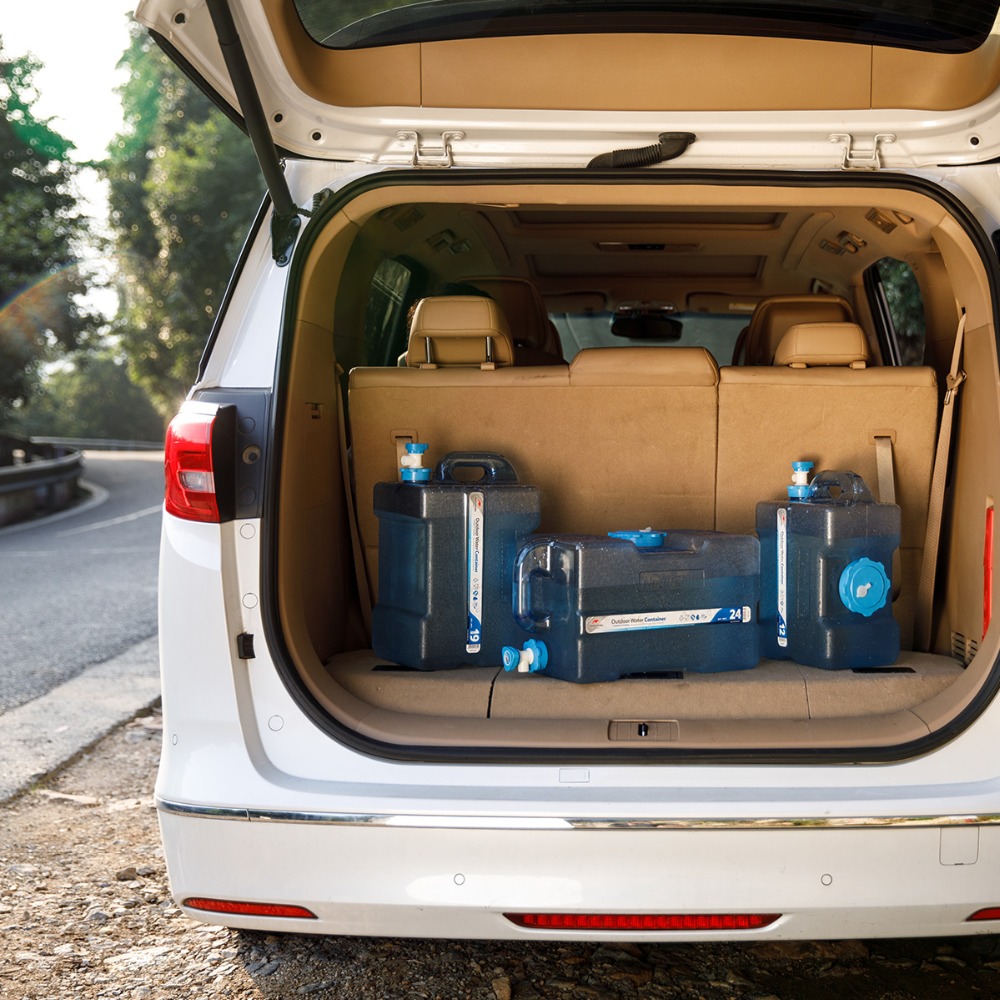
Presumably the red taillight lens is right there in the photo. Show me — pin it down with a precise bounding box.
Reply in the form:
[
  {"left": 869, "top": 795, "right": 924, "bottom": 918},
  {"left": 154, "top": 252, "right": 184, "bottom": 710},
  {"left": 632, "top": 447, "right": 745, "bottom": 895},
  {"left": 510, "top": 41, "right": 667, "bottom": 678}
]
[
  {"left": 967, "top": 907, "right": 1000, "bottom": 922},
  {"left": 505, "top": 912, "right": 780, "bottom": 932},
  {"left": 165, "top": 411, "right": 221, "bottom": 522},
  {"left": 183, "top": 897, "right": 317, "bottom": 919}
]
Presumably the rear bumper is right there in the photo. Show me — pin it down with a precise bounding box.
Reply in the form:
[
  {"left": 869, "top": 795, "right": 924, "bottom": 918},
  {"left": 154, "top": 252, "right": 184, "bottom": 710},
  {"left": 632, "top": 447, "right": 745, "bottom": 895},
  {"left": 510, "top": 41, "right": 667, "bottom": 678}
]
[{"left": 157, "top": 802, "right": 1000, "bottom": 941}]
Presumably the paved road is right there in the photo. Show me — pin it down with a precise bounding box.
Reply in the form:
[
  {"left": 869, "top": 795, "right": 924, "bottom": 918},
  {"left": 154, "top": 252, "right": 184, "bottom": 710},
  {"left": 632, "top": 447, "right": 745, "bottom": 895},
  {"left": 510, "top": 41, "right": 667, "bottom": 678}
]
[{"left": 0, "top": 451, "right": 164, "bottom": 713}]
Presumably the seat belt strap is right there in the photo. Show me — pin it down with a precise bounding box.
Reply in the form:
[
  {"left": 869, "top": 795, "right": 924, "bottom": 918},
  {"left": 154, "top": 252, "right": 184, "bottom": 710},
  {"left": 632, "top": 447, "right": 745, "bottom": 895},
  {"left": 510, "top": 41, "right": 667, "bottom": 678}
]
[
  {"left": 915, "top": 312, "right": 967, "bottom": 652},
  {"left": 873, "top": 434, "right": 901, "bottom": 600},
  {"left": 336, "top": 368, "right": 373, "bottom": 636}
]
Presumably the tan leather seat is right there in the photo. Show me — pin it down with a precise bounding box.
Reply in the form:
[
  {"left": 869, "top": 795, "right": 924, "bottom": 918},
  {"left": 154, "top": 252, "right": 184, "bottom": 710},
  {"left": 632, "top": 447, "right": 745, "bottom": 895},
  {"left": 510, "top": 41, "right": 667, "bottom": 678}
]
[
  {"left": 736, "top": 294, "right": 855, "bottom": 366},
  {"left": 463, "top": 276, "right": 565, "bottom": 360},
  {"left": 349, "top": 346, "right": 719, "bottom": 601}
]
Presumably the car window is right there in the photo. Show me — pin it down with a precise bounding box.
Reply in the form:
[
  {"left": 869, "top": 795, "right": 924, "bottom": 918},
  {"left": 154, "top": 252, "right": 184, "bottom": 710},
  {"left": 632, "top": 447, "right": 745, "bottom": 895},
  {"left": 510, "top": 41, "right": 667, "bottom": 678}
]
[
  {"left": 294, "top": 0, "right": 1000, "bottom": 52},
  {"left": 364, "top": 257, "right": 423, "bottom": 367},
  {"left": 868, "top": 257, "right": 927, "bottom": 366},
  {"left": 551, "top": 310, "right": 747, "bottom": 366}
]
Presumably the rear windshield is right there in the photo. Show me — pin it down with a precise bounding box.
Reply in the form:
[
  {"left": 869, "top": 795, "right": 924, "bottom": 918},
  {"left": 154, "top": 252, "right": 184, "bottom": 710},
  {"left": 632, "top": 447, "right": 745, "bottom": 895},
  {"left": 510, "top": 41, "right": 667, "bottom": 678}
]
[{"left": 294, "top": 0, "right": 1000, "bottom": 53}]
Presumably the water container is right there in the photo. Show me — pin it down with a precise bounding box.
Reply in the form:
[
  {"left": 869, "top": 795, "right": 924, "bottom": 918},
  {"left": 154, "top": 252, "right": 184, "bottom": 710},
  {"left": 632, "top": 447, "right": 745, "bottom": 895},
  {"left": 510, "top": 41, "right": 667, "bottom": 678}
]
[
  {"left": 756, "top": 469, "right": 900, "bottom": 669},
  {"left": 506, "top": 529, "right": 760, "bottom": 683},
  {"left": 372, "top": 451, "right": 541, "bottom": 669}
]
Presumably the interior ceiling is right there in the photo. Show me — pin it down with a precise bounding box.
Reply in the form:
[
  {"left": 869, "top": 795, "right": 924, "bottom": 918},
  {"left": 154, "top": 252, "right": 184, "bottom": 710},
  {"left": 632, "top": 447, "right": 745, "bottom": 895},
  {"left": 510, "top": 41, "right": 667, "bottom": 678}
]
[{"left": 365, "top": 199, "right": 931, "bottom": 309}]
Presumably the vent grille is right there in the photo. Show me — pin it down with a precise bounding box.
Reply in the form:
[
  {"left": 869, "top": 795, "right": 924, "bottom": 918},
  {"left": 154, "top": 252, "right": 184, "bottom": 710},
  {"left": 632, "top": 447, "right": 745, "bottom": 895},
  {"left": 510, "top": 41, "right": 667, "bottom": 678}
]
[{"left": 951, "top": 632, "right": 978, "bottom": 666}]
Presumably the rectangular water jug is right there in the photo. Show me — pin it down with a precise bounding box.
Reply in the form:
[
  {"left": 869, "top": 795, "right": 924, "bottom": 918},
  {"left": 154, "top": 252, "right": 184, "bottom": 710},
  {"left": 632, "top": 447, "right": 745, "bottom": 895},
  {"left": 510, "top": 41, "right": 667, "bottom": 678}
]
[
  {"left": 756, "top": 469, "right": 900, "bottom": 669},
  {"left": 505, "top": 529, "right": 760, "bottom": 683},
  {"left": 373, "top": 451, "right": 541, "bottom": 669}
]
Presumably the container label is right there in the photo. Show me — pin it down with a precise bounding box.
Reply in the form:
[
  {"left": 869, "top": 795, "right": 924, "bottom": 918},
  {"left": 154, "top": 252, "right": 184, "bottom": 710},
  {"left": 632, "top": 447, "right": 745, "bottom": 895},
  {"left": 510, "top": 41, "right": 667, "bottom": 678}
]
[
  {"left": 584, "top": 606, "right": 752, "bottom": 634},
  {"left": 776, "top": 507, "right": 788, "bottom": 648},
  {"left": 466, "top": 492, "right": 484, "bottom": 653}
]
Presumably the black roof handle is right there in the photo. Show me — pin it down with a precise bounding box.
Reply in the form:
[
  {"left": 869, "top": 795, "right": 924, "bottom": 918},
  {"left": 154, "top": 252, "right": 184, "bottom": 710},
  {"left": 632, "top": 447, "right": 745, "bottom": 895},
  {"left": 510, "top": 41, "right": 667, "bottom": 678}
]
[
  {"left": 205, "top": 0, "right": 304, "bottom": 265},
  {"left": 587, "top": 132, "right": 696, "bottom": 170}
]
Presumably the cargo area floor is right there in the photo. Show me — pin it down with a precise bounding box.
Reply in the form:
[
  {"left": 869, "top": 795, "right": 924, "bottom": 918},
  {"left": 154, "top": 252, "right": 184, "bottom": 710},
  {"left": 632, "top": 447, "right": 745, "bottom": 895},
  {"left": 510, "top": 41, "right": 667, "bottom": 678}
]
[{"left": 329, "top": 649, "right": 963, "bottom": 723}]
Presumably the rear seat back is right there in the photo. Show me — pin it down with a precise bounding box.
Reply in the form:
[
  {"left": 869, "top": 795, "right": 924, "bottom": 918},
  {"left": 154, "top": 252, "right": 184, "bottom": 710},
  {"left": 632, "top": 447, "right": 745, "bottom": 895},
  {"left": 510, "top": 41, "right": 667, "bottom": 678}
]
[
  {"left": 349, "top": 346, "right": 720, "bottom": 599},
  {"left": 718, "top": 321, "right": 938, "bottom": 645}
]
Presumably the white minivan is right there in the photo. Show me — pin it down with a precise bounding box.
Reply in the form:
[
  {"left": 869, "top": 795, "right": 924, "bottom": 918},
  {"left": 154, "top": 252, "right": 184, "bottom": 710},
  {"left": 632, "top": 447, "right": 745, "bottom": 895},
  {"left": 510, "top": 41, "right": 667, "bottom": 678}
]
[{"left": 143, "top": 0, "right": 1000, "bottom": 940}]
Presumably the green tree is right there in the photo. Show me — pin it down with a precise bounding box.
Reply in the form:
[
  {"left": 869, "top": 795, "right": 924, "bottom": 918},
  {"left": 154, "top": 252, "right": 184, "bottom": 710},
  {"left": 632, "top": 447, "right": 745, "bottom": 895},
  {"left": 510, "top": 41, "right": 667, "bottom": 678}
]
[
  {"left": 105, "top": 29, "right": 263, "bottom": 415},
  {"left": 0, "top": 41, "right": 93, "bottom": 426},
  {"left": 11, "top": 353, "right": 165, "bottom": 441}
]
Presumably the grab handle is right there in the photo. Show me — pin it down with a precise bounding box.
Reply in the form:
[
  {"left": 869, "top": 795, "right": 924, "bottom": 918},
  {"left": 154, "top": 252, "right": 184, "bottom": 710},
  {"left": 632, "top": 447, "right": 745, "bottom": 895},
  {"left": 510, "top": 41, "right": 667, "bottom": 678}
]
[
  {"left": 434, "top": 451, "right": 518, "bottom": 485},
  {"left": 808, "top": 470, "right": 875, "bottom": 505},
  {"left": 514, "top": 539, "right": 553, "bottom": 631}
]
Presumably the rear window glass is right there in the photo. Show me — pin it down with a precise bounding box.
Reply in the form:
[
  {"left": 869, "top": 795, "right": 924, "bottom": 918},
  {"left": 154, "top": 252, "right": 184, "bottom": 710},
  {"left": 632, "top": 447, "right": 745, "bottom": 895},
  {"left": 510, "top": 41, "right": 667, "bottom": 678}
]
[
  {"left": 294, "top": 0, "right": 1000, "bottom": 53},
  {"left": 551, "top": 309, "right": 747, "bottom": 366}
]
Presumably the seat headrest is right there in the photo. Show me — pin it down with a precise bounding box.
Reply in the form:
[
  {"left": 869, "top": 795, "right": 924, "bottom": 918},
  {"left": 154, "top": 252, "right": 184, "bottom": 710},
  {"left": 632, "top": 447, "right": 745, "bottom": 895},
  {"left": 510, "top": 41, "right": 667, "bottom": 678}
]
[
  {"left": 743, "top": 295, "right": 854, "bottom": 365},
  {"left": 406, "top": 296, "right": 516, "bottom": 369},
  {"left": 774, "top": 322, "right": 871, "bottom": 369},
  {"left": 568, "top": 347, "right": 719, "bottom": 386}
]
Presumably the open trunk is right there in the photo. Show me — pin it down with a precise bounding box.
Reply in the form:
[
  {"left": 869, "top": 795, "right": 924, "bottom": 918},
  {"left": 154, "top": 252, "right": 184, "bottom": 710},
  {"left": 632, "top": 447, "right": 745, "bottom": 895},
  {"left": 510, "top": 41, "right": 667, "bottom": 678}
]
[{"left": 266, "top": 169, "right": 1000, "bottom": 760}]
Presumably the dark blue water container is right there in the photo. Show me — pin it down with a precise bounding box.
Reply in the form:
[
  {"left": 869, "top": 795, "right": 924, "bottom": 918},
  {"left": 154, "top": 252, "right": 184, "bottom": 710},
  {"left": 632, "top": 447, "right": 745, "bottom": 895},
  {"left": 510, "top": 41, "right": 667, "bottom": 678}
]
[
  {"left": 757, "top": 469, "right": 900, "bottom": 669},
  {"left": 372, "top": 452, "right": 541, "bottom": 669},
  {"left": 504, "top": 529, "right": 760, "bottom": 682}
]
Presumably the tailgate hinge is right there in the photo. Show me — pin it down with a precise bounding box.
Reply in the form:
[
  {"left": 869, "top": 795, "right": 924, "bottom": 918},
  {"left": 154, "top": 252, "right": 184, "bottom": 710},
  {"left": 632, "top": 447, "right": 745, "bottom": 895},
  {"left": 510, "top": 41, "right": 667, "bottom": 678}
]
[
  {"left": 829, "top": 132, "right": 896, "bottom": 170},
  {"left": 396, "top": 130, "right": 465, "bottom": 167}
]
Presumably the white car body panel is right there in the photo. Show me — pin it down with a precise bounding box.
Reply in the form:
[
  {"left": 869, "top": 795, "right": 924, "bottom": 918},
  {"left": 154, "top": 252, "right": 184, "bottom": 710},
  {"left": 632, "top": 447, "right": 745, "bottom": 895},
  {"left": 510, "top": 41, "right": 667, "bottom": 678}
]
[{"left": 150, "top": 0, "right": 1000, "bottom": 942}]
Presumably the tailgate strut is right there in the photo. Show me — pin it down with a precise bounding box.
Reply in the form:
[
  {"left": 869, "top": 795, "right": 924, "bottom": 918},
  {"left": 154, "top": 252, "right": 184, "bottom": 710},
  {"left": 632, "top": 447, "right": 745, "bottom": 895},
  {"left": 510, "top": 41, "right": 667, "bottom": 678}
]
[{"left": 205, "top": 0, "right": 303, "bottom": 265}]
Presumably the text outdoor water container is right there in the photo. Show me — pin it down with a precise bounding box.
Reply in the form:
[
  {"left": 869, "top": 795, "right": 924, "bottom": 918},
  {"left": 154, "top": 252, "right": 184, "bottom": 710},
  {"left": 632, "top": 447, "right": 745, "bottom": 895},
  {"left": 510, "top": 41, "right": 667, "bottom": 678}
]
[
  {"left": 372, "top": 451, "right": 541, "bottom": 669},
  {"left": 504, "top": 529, "right": 760, "bottom": 683},
  {"left": 756, "top": 468, "right": 900, "bottom": 669}
]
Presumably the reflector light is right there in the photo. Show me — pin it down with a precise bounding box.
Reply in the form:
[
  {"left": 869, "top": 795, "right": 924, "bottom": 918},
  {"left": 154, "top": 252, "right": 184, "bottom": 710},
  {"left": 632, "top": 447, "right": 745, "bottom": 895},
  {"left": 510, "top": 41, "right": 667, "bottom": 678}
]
[
  {"left": 183, "top": 897, "right": 317, "bottom": 919},
  {"left": 967, "top": 907, "right": 1000, "bottom": 922},
  {"left": 164, "top": 411, "right": 220, "bottom": 522},
  {"left": 505, "top": 912, "right": 780, "bottom": 931}
]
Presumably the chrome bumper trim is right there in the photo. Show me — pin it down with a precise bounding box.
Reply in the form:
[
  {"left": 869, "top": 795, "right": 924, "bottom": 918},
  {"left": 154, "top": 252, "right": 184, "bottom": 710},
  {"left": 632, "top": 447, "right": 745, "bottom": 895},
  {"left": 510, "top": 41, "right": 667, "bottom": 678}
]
[{"left": 156, "top": 798, "right": 1000, "bottom": 831}]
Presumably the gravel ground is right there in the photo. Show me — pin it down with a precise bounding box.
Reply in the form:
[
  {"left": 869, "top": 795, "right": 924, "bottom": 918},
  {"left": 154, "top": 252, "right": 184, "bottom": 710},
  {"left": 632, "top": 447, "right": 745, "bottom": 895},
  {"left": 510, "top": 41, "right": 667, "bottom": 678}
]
[{"left": 4, "top": 710, "right": 1000, "bottom": 1000}]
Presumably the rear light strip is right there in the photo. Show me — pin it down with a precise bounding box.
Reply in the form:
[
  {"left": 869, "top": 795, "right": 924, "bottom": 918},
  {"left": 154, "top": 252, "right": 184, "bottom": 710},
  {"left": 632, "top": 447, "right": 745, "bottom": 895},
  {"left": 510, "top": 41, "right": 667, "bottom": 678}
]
[
  {"left": 505, "top": 912, "right": 780, "bottom": 931},
  {"left": 184, "top": 897, "right": 317, "bottom": 919}
]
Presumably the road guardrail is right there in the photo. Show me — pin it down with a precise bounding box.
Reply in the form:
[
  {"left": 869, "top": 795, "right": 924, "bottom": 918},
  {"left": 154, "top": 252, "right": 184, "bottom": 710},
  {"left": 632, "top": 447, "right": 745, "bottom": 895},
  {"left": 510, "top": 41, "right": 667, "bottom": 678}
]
[{"left": 0, "top": 435, "right": 85, "bottom": 528}]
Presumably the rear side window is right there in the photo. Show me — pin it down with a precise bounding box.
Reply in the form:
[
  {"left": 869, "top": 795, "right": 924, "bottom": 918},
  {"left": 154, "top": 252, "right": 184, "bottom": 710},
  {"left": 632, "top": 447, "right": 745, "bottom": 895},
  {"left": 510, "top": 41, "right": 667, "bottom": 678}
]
[
  {"left": 364, "top": 257, "right": 423, "bottom": 366},
  {"left": 294, "top": 0, "right": 1000, "bottom": 53},
  {"left": 868, "top": 257, "right": 927, "bottom": 366}
]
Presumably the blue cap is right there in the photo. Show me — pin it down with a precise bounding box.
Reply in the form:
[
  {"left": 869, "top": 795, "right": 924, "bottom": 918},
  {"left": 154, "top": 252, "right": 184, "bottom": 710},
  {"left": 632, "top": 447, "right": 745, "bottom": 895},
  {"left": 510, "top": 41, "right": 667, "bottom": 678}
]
[
  {"left": 401, "top": 467, "right": 431, "bottom": 482},
  {"left": 608, "top": 529, "right": 665, "bottom": 548},
  {"left": 838, "top": 557, "right": 890, "bottom": 616},
  {"left": 405, "top": 443, "right": 429, "bottom": 455},
  {"left": 787, "top": 485, "right": 811, "bottom": 501},
  {"left": 792, "top": 461, "right": 814, "bottom": 473}
]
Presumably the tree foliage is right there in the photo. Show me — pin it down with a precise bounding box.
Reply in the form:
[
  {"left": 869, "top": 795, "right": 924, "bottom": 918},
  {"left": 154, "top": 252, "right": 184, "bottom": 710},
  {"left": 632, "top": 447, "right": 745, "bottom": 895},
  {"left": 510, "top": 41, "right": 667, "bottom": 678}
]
[
  {"left": 11, "top": 353, "right": 164, "bottom": 441},
  {"left": 105, "top": 29, "right": 263, "bottom": 415},
  {"left": 0, "top": 40, "right": 92, "bottom": 425}
]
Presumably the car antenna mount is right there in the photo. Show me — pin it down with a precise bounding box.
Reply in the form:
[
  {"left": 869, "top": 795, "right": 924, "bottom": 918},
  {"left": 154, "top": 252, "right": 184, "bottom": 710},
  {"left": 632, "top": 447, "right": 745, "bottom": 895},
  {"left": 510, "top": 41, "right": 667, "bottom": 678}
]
[{"left": 587, "top": 132, "right": 696, "bottom": 169}]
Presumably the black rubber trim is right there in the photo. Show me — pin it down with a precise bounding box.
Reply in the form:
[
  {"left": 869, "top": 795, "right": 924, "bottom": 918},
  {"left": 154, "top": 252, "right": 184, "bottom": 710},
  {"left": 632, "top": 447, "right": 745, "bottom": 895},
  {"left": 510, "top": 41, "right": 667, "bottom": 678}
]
[{"left": 259, "top": 166, "right": 1000, "bottom": 767}]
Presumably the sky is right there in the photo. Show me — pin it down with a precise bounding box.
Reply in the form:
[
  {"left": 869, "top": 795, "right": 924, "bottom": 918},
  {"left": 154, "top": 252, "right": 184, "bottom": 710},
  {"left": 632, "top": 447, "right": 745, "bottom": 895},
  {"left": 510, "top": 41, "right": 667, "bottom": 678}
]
[
  {"left": 3, "top": 2, "right": 138, "bottom": 320},
  {"left": 3, "top": 1, "right": 136, "bottom": 163}
]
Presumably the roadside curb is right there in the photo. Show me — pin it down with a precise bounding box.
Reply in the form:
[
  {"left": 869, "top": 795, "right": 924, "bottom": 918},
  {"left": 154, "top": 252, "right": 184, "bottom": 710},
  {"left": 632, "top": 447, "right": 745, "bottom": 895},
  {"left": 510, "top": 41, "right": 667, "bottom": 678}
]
[{"left": 0, "top": 635, "right": 161, "bottom": 803}]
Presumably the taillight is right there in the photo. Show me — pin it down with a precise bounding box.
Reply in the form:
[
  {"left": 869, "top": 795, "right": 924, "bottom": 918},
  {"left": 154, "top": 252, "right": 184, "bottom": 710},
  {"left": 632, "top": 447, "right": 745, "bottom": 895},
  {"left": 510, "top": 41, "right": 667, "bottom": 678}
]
[
  {"left": 967, "top": 907, "right": 1000, "bottom": 922},
  {"left": 164, "top": 404, "right": 236, "bottom": 522},
  {"left": 504, "top": 912, "right": 780, "bottom": 932},
  {"left": 183, "top": 897, "right": 317, "bottom": 919}
]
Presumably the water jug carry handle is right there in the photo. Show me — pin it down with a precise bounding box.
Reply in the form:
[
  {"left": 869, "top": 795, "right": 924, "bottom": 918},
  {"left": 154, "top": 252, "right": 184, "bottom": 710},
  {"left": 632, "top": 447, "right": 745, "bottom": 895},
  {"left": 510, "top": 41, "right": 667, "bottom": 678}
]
[
  {"left": 513, "top": 540, "right": 552, "bottom": 631},
  {"left": 807, "top": 470, "right": 875, "bottom": 504},
  {"left": 434, "top": 452, "right": 519, "bottom": 484}
]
